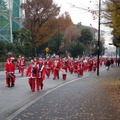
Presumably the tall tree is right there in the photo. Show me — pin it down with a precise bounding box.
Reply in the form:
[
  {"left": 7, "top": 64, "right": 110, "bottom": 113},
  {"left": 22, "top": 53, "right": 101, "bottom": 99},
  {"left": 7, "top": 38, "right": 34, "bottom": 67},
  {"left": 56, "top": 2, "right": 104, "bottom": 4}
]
[
  {"left": 64, "top": 25, "right": 82, "bottom": 44},
  {"left": 13, "top": 28, "right": 34, "bottom": 57},
  {"left": 21, "top": 0, "right": 60, "bottom": 46},
  {"left": 80, "top": 28, "right": 93, "bottom": 45},
  {"left": 13, "top": 28, "right": 32, "bottom": 45},
  {"left": 0, "top": 40, "right": 6, "bottom": 57},
  {"left": 58, "top": 12, "right": 73, "bottom": 33},
  {"left": 79, "top": 27, "right": 93, "bottom": 56},
  {"left": 106, "top": 0, "right": 120, "bottom": 46},
  {"left": 48, "top": 33, "right": 63, "bottom": 54},
  {"left": 66, "top": 41, "right": 85, "bottom": 58}
]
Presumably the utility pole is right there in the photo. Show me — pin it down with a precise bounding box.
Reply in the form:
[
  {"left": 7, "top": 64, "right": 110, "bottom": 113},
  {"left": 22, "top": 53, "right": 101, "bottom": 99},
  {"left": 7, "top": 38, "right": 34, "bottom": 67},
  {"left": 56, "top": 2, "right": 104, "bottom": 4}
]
[{"left": 97, "top": 0, "right": 101, "bottom": 76}]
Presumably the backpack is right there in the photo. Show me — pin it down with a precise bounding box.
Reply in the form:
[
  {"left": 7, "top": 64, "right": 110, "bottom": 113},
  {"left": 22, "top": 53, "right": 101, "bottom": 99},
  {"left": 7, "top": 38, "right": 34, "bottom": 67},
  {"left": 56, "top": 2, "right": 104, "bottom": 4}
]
[{"left": 32, "top": 67, "right": 36, "bottom": 74}]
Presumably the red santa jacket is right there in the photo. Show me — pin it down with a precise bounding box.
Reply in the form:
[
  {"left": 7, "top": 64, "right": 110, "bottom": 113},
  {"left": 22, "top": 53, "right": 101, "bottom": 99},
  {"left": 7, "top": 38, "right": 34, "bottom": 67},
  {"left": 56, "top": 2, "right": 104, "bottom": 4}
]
[
  {"left": 61, "top": 60, "right": 68, "bottom": 72},
  {"left": 53, "top": 59, "right": 61, "bottom": 70},
  {"left": 20, "top": 59, "right": 26, "bottom": 68},
  {"left": 26, "top": 64, "right": 38, "bottom": 78},
  {"left": 37, "top": 63, "right": 46, "bottom": 80},
  {"left": 17, "top": 57, "right": 21, "bottom": 67},
  {"left": 45, "top": 59, "right": 52, "bottom": 69},
  {"left": 5, "top": 60, "right": 15, "bottom": 73}
]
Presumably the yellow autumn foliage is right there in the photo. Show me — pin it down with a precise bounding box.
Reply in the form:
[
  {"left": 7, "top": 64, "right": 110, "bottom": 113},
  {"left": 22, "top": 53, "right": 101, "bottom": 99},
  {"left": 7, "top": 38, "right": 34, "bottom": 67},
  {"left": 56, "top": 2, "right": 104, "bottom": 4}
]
[{"left": 107, "top": 1, "right": 120, "bottom": 37}]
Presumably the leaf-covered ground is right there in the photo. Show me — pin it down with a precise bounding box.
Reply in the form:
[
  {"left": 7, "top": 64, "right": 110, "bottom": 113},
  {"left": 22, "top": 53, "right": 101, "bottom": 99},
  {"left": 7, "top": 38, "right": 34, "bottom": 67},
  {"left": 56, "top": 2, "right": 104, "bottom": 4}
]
[{"left": 101, "top": 78, "right": 120, "bottom": 113}]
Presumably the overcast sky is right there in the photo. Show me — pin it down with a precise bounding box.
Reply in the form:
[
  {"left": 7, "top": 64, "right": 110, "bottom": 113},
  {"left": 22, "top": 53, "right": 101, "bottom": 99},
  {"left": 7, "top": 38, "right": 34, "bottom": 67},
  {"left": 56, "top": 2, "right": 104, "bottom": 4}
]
[{"left": 53, "top": 0, "right": 99, "bottom": 28}]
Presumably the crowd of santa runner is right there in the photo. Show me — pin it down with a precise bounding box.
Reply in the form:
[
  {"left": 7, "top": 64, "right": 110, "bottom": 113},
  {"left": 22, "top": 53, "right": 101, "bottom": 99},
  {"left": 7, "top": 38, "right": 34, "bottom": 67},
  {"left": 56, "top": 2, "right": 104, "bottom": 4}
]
[{"left": 4, "top": 55, "right": 120, "bottom": 92}]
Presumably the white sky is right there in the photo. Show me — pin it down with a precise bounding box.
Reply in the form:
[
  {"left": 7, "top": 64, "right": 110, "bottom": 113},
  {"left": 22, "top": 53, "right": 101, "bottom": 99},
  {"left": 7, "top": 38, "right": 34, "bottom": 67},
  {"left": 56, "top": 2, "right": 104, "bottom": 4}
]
[
  {"left": 53, "top": 0, "right": 99, "bottom": 28},
  {"left": 53, "top": 0, "right": 116, "bottom": 51}
]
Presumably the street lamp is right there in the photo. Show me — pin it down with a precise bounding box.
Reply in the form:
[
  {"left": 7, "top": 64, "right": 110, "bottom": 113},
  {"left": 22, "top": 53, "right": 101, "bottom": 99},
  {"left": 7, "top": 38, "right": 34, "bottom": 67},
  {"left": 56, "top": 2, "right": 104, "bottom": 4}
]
[{"left": 97, "top": 0, "right": 101, "bottom": 76}]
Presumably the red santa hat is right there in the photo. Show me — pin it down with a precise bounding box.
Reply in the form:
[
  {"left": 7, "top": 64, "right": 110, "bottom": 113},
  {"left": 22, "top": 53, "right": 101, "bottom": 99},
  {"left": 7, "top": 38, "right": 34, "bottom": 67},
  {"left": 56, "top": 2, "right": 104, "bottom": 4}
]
[
  {"left": 11, "top": 57, "right": 15, "bottom": 60},
  {"left": 31, "top": 60, "right": 34, "bottom": 63},
  {"left": 55, "top": 55, "right": 59, "bottom": 59}
]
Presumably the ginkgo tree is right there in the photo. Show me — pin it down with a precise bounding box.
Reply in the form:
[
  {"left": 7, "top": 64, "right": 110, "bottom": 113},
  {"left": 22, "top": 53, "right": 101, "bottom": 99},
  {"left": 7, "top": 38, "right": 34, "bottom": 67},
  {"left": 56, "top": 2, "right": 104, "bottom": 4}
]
[
  {"left": 106, "top": 0, "right": 120, "bottom": 46},
  {"left": 58, "top": 12, "right": 73, "bottom": 33},
  {"left": 21, "top": 0, "right": 60, "bottom": 46},
  {"left": 35, "top": 11, "right": 73, "bottom": 55}
]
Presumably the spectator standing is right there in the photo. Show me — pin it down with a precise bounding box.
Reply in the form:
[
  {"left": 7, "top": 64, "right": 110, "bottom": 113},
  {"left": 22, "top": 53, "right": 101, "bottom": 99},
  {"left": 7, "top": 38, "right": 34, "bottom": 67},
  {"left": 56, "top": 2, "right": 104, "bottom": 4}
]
[
  {"left": 20, "top": 57, "right": 26, "bottom": 76},
  {"left": 118, "top": 58, "right": 120, "bottom": 66}
]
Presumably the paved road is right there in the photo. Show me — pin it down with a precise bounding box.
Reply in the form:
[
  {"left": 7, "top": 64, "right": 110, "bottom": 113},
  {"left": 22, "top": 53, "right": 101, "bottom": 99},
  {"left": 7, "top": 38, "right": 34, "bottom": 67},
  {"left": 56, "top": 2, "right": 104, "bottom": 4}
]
[
  {"left": 0, "top": 68, "right": 91, "bottom": 120},
  {"left": 0, "top": 66, "right": 120, "bottom": 120},
  {"left": 12, "top": 69, "right": 120, "bottom": 120}
]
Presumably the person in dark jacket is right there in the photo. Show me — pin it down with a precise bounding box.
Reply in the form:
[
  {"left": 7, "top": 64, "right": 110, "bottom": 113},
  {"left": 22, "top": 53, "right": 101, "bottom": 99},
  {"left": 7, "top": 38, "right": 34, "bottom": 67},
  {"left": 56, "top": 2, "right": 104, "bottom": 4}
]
[
  {"left": 106, "top": 59, "right": 111, "bottom": 70},
  {"left": 118, "top": 58, "right": 120, "bottom": 66}
]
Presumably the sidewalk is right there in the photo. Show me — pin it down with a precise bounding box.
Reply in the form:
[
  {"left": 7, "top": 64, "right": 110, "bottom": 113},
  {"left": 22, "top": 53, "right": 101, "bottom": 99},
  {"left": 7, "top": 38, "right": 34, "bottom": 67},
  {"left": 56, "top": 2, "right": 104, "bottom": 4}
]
[
  {"left": 0, "top": 66, "right": 120, "bottom": 120},
  {"left": 96, "top": 66, "right": 120, "bottom": 115}
]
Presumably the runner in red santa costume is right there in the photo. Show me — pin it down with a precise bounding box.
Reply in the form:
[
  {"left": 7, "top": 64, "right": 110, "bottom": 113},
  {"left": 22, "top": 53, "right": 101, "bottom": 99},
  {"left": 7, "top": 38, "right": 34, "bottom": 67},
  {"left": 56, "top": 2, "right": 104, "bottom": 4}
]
[
  {"left": 61, "top": 57, "right": 68, "bottom": 72},
  {"left": 83, "top": 59, "right": 88, "bottom": 71},
  {"left": 77, "top": 59, "right": 84, "bottom": 77},
  {"left": 45, "top": 56, "right": 52, "bottom": 78},
  {"left": 26, "top": 60, "right": 38, "bottom": 92},
  {"left": 61, "top": 57, "right": 68, "bottom": 80},
  {"left": 114, "top": 57, "right": 118, "bottom": 66},
  {"left": 68, "top": 58, "right": 74, "bottom": 74},
  {"left": 73, "top": 58, "right": 78, "bottom": 73},
  {"left": 50, "top": 56, "right": 55, "bottom": 74},
  {"left": 5, "top": 57, "right": 16, "bottom": 88},
  {"left": 53, "top": 55, "right": 61, "bottom": 80},
  {"left": 17, "top": 55, "right": 22, "bottom": 73},
  {"left": 37, "top": 61, "right": 46, "bottom": 91},
  {"left": 92, "top": 60, "right": 97, "bottom": 72},
  {"left": 5, "top": 57, "right": 11, "bottom": 87},
  {"left": 99, "top": 57, "right": 103, "bottom": 67},
  {"left": 20, "top": 56, "right": 26, "bottom": 76},
  {"left": 88, "top": 58, "right": 93, "bottom": 71}
]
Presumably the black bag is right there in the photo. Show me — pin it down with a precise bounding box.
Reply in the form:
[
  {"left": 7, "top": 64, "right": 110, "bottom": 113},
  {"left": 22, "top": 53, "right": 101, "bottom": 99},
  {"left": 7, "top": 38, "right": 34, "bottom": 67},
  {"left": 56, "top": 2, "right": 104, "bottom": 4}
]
[
  {"left": 39, "top": 63, "right": 43, "bottom": 71},
  {"left": 32, "top": 67, "right": 36, "bottom": 74}
]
